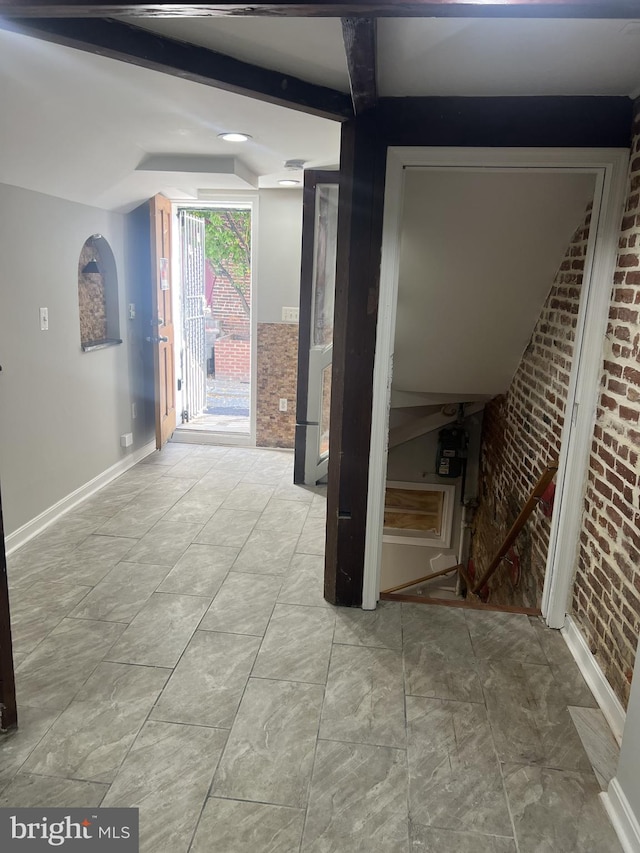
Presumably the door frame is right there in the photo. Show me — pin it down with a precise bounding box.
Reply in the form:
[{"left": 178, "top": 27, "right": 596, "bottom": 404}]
[
  {"left": 150, "top": 193, "right": 177, "bottom": 450},
  {"left": 295, "top": 169, "right": 340, "bottom": 484},
  {"left": 363, "top": 146, "right": 629, "bottom": 620},
  {"left": 171, "top": 194, "right": 258, "bottom": 447},
  {"left": 0, "top": 488, "right": 17, "bottom": 731}
]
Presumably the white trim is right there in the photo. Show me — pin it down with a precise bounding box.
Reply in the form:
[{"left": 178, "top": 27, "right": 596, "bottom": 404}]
[
  {"left": 539, "top": 167, "right": 605, "bottom": 623},
  {"left": 4, "top": 440, "right": 156, "bottom": 555},
  {"left": 602, "top": 780, "right": 640, "bottom": 853},
  {"left": 364, "top": 146, "right": 629, "bottom": 614},
  {"left": 171, "top": 204, "right": 185, "bottom": 427},
  {"left": 562, "top": 614, "right": 626, "bottom": 745},
  {"left": 171, "top": 429, "right": 251, "bottom": 447},
  {"left": 542, "top": 150, "right": 630, "bottom": 627},
  {"left": 170, "top": 193, "right": 258, "bottom": 447},
  {"left": 386, "top": 147, "right": 622, "bottom": 170},
  {"left": 363, "top": 147, "right": 405, "bottom": 610}
]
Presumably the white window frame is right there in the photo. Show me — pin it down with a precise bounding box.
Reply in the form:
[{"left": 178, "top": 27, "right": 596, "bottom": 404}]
[{"left": 382, "top": 480, "right": 455, "bottom": 549}]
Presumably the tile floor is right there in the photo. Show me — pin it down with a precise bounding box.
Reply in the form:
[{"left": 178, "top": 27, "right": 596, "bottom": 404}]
[{"left": 0, "top": 442, "right": 624, "bottom": 852}]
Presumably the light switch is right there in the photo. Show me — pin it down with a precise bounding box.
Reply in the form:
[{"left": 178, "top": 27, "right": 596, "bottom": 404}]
[
  {"left": 39, "top": 307, "right": 49, "bottom": 331},
  {"left": 281, "top": 307, "right": 299, "bottom": 323}
]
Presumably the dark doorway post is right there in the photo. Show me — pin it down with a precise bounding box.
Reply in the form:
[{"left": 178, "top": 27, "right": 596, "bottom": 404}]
[
  {"left": 0, "top": 487, "right": 17, "bottom": 732},
  {"left": 324, "top": 112, "right": 386, "bottom": 607}
]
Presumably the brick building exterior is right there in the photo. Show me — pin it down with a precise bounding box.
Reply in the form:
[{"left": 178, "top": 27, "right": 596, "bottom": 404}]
[{"left": 207, "top": 261, "right": 251, "bottom": 382}]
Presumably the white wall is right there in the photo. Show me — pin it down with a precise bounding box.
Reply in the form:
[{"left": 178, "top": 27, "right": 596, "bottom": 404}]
[
  {"left": 256, "top": 188, "right": 303, "bottom": 324},
  {"left": 0, "top": 183, "right": 149, "bottom": 536},
  {"left": 609, "top": 649, "right": 640, "bottom": 849},
  {"left": 393, "top": 170, "right": 595, "bottom": 396},
  {"left": 616, "top": 675, "right": 640, "bottom": 809},
  {"left": 0, "top": 183, "right": 303, "bottom": 537}
]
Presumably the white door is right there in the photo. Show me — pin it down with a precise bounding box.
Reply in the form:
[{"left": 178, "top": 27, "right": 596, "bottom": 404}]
[{"left": 295, "top": 172, "right": 339, "bottom": 485}]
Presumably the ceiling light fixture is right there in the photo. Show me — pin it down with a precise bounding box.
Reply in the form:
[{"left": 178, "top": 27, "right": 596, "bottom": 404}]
[
  {"left": 218, "top": 132, "right": 252, "bottom": 143},
  {"left": 278, "top": 179, "right": 301, "bottom": 186}
]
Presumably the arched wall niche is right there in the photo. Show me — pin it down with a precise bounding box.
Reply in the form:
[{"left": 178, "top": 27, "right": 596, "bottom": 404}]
[{"left": 78, "top": 234, "right": 121, "bottom": 351}]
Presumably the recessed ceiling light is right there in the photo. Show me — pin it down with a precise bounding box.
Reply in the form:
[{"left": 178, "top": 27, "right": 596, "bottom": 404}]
[
  {"left": 278, "top": 179, "right": 301, "bottom": 186},
  {"left": 218, "top": 132, "right": 252, "bottom": 143}
]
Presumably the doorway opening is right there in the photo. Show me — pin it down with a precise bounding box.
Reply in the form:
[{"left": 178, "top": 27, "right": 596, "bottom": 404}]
[
  {"left": 364, "top": 148, "right": 629, "bottom": 620},
  {"left": 379, "top": 168, "right": 596, "bottom": 610},
  {"left": 174, "top": 202, "right": 255, "bottom": 443}
]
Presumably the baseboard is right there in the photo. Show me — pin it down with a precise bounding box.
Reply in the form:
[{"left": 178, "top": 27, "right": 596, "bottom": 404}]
[
  {"left": 602, "top": 779, "right": 640, "bottom": 853},
  {"left": 562, "top": 615, "right": 626, "bottom": 744},
  {"left": 5, "top": 440, "right": 156, "bottom": 555},
  {"left": 171, "top": 430, "right": 252, "bottom": 447}
]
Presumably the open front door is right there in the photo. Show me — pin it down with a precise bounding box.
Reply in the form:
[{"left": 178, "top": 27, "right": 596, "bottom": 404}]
[
  {"left": 295, "top": 171, "right": 339, "bottom": 485},
  {"left": 0, "top": 481, "right": 17, "bottom": 731},
  {"left": 150, "top": 194, "right": 176, "bottom": 449}
]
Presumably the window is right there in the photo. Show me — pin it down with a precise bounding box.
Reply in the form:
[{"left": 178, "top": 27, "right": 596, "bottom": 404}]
[{"left": 383, "top": 481, "right": 455, "bottom": 548}]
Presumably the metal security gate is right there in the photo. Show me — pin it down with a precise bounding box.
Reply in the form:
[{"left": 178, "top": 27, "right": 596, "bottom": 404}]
[{"left": 179, "top": 211, "right": 206, "bottom": 422}]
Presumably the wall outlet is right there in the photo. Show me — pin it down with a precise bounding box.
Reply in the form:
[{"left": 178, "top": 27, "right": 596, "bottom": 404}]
[
  {"left": 279, "top": 398, "right": 288, "bottom": 412},
  {"left": 282, "top": 306, "right": 299, "bottom": 323},
  {"left": 131, "top": 402, "right": 137, "bottom": 420},
  {"left": 128, "top": 303, "right": 136, "bottom": 320},
  {"left": 39, "top": 307, "right": 49, "bottom": 331},
  {"left": 120, "top": 433, "right": 133, "bottom": 448}
]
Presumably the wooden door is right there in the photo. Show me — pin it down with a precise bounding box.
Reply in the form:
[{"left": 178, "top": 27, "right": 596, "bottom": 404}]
[
  {"left": 0, "top": 482, "right": 17, "bottom": 731},
  {"left": 150, "top": 194, "right": 176, "bottom": 449},
  {"left": 294, "top": 170, "right": 340, "bottom": 485}
]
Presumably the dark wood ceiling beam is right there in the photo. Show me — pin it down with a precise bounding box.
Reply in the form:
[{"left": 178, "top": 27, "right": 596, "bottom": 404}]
[
  {"left": 376, "top": 95, "right": 634, "bottom": 147},
  {"left": 342, "top": 17, "right": 377, "bottom": 115},
  {"left": 0, "top": 16, "right": 352, "bottom": 121},
  {"left": 3, "top": 1, "right": 640, "bottom": 18}
]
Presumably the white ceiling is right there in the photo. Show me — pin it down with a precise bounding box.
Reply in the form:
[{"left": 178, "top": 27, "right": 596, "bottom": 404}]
[
  {"left": 133, "top": 16, "right": 640, "bottom": 98},
  {"left": 2, "top": 16, "right": 640, "bottom": 214},
  {"left": 377, "top": 18, "right": 640, "bottom": 96},
  {"left": 0, "top": 28, "right": 341, "bottom": 212},
  {"left": 393, "top": 169, "right": 596, "bottom": 397},
  {"left": 132, "top": 17, "right": 351, "bottom": 93}
]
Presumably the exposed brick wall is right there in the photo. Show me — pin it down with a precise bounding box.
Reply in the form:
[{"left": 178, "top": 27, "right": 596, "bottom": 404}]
[
  {"left": 470, "top": 208, "right": 591, "bottom": 608},
  {"left": 256, "top": 323, "right": 298, "bottom": 448},
  {"left": 572, "top": 115, "right": 640, "bottom": 708},
  {"left": 208, "top": 261, "right": 250, "bottom": 340},
  {"left": 215, "top": 338, "right": 250, "bottom": 382}
]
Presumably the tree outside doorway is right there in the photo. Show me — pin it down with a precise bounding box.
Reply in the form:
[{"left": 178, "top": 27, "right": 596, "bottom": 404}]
[{"left": 187, "top": 208, "right": 252, "bottom": 430}]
